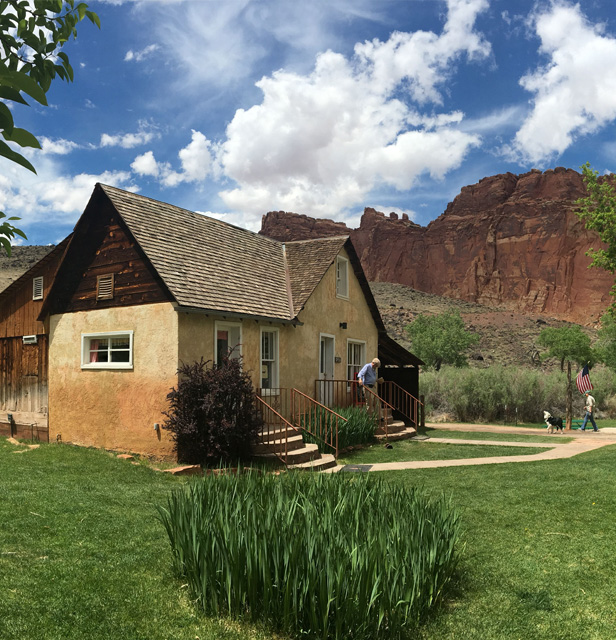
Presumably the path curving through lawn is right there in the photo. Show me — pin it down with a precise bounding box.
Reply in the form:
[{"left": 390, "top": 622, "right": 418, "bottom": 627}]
[{"left": 340, "top": 424, "right": 616, "bottom": 472}]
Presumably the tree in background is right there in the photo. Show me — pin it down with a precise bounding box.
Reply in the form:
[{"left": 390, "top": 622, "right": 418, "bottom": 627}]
[
  {"left": 537, "top": 325, "right": 594, "bottom": 429},
  {"left": 406, "top": 311, "right": 479, "bottom": 371},
  {"left": 594, "top": 312, "right": 616, "bottom": 371},
  {"left": 576, "top": 162, "right": 616, "bottom": 303},
  {"left": 0, "top": 0, "right": 99, "bottom": 254}
]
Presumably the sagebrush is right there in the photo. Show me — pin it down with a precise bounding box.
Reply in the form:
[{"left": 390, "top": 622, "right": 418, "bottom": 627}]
[{"left": 421, "top": 364, "right": 616, "bottom": 422}]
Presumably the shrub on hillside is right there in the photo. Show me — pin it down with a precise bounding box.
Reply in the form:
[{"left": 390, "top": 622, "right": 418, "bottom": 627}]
[
  {"left": 158, "top": 471, "right": 462, "bottom": 639},
  {"left": 420, "top": 365, "right": 616, "bottom": 423},
  {"left": 163, "top": 357, "right": 262, "bottom": 465}
]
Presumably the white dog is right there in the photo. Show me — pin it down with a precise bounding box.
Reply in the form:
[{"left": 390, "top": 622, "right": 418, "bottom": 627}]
[{"left": 544, "top": 411, "right": 564, "bottom": 434}]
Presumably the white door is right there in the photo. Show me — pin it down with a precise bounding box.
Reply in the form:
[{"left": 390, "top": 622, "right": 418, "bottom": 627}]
[{"left": 319, "top": 335, "right": 335, "bottom": 406}]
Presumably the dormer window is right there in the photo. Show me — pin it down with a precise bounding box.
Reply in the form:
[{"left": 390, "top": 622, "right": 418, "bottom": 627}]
[
  {"left": 32, "top": 276, "right": 43, "bottom": 301},
  {"left": 97, "top": 274, "right": 114, "bottom": 300},
  {"left": 336, "top": 256, "right": 349, "bottom": 299}
]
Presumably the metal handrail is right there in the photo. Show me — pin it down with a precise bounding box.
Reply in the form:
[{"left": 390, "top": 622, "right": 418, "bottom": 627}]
[
  {"left": 361, "top": 383, "right": 396, "bottom": 441},
  {"left": 292, "top": 388, "right": 346, "bottom": 458},
  {"left": 378, "top": 380, "right": 423, "bottom": 428},
  {"left": 254, "top": 392, "right": 299, "bottom": 465}
]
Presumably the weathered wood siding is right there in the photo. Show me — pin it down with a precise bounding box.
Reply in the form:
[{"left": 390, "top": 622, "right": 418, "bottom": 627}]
[
  {"left": 0, "top": 335, "right": 48, "bottom": 413},
  {"left": 52, "top": 196, "right": 172, "bottom": 314},
  {"left": 0, "top": 249, "right": 61, "bottom": 339}
]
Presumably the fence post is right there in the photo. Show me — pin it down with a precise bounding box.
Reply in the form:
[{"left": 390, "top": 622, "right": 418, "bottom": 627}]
[{"left": 419, "top": 395, "right": 425, "bottom": 429}]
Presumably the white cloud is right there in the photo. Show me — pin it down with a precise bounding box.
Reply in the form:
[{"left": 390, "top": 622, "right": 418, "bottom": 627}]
[
  {"left": 131, "top": 130, "right": 214, "bottom": 187},
  {"left": 217, "top": 0, "right": 488, "bottom": 217},
  {"left": 124, "top": 44, "right": 159, "bottom": 62},
  {"left": 38, "top": 137, "right": 79, "bottom": 155},
  {"left": 509, "top": 2, "right": 616, "bottom": 163},
  {"left": 130, "top": 150, "right": 159, "bottom": 177},
  {"left": 100, "top": 126, "right": 159, "bottom": 149},
  {"left": 0, "top": 155, "right": 133, "bottom": 227}
]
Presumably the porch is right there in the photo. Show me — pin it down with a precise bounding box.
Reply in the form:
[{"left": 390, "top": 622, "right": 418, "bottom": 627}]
[{"left": 254, "top": 379, "right": 422, "bottom": 471}]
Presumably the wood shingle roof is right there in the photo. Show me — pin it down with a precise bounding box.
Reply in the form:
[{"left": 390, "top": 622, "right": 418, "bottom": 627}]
[{"left": 99, "top": 185, "right": 351, "bottom": 323}]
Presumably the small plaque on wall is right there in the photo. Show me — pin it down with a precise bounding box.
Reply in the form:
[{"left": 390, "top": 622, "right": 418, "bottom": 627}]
[{"left": 335, "top": 356, "right": 342, "bottom": 363}]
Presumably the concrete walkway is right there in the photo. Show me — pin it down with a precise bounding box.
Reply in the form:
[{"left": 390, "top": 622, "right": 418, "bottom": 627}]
[{"left": 342, "top": 423, "right": 616, "bottom": 473}]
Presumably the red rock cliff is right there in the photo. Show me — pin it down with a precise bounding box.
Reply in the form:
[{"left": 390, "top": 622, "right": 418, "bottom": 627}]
[{"left": 260, "top": 168, "right": 614, "bottom": 324}]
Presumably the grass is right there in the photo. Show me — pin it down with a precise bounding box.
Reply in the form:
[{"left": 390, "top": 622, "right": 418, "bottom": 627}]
[
  {"left": 422, "top": 427, "right": 574, "bottom": 444},
  {"left": 0, "top": 438, "right": 280, "bottom": 640},
  {"left": 385, "top": 445, "right": 616, "bottom": 640},
  {"left": 337, "top": 441, "right": 550, "bottom": 465},
  {"left": 159, "top": 472, "right": 461, "bottom": 639},
  {"left": 3, "top": 435, "right": 616, "bottom": 639}
]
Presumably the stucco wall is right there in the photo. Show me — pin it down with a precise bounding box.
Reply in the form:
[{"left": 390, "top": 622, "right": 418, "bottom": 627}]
[
  {"left": 284, "top": 248, "right": 379, "bottom": 393},
  {"left": 48, "top": 303, "right": 178, "bottom": 457},
  {"left": 178, "top": 248, "right": 378, "bottom": 397}
]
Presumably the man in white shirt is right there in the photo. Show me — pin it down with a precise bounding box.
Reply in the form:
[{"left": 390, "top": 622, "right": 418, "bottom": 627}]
[{"left": 580, "top": 390, "right": 599, "bottom": 432}]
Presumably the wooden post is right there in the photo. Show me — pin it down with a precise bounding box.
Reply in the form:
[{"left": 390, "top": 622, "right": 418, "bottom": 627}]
[
  {"left": 566, "top": 361, "right": 573, "bottom": 430},
  {"left": 420, "top": 394, "right": 425, "bottom": 429}
]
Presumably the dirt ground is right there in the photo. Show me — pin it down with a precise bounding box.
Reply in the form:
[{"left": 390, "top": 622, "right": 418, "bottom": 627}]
[
  {"left": 369, "top": 281, "right": 595, "bottom": 370},
  {"left": 0, "top": 245, "right": 55, "bottom": 292}
]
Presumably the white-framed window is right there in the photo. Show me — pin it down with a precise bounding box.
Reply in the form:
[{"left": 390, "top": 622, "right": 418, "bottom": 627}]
[
  {"left": 336, "top": 256, "right": 349, "bottom": 299},
  {"left": 260, "top": 328, "right": 279, "bottom": 390},
  {"left": 33, "top": 276, "right": 44, "bottom": 301},
  {"left": 347, "top": 340, "right": 366, "bottom": 382},
  {"left": 215, "top": 321, "right": 242, "bottom": 365},
  {"left": 81, "top": 331, "right": 133, "bottom": 370}
]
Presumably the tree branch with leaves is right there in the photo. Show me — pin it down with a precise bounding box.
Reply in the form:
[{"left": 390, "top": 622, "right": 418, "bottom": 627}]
[{"left": 0, "top": 0, "right": 99, "bottom": 254}]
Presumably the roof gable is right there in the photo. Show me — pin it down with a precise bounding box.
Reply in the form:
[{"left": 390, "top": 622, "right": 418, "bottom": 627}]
[
  {"left": 284, "top": 236, "right": 348, "bottom": 316},
  {"left": 99, "top": 185, "right": 295, "bottom": 321}
]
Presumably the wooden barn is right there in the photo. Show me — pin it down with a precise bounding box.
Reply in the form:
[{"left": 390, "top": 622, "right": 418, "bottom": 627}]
[{"left": 0, "top": 239, "right": 69, "bottom": 441}]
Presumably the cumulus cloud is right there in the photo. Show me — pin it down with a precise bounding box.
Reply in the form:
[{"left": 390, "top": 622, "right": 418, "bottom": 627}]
[
  {"left": 38, "top": 137, "right": 80, "bottom": 155},
  {"left": 131, "top": 130, "right": 214, "bottom": 187},
  {"left": 217, "top": 0, "right": 488, "bottom": 216},
  {"left": 509, "top": 2, "right": 616, "bottom": 163},
  {"left": 0, "top": 155, "right": 134, "bottom": 228}
]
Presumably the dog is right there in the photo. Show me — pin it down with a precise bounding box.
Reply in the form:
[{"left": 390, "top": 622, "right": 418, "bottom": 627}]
[{"left": 543, "top": 411, "right": 564, "bottom": 434}]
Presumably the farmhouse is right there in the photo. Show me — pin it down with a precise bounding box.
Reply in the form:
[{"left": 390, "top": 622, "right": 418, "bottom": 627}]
[{"left": 0, "top": 184, "right": 421, "bottom": 458}]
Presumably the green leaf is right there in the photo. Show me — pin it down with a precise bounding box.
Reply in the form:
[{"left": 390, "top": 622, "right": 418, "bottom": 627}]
[
  {"left": 3, "top": 127, "right": 41, "bottom": 149},
  {"left": 0, "top": 101, "right": 15, "bottom": 134},
  {"left": 85, "top": 10, "right": 101, "bottom": 29},
  {"left": 0, "top": 66, "right": 48, "bottom": 105},
  {"left": 0, "top": 236, "right": 11, "bottom": 257},
  {"left": 0, "top": 140, "right": 37, "bottom": 173},
  {"left": 0, "top": 86, "right": 29, "bottom": 105}
]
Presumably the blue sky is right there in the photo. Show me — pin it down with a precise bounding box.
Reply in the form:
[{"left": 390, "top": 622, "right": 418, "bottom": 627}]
[{"left": 3, "top": 0, "right": 616, "bottom": 245}]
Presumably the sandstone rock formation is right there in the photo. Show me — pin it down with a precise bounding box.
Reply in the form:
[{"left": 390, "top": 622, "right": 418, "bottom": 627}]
[{"left": 260, "top": 167, "right": 614, "bottom": 324}]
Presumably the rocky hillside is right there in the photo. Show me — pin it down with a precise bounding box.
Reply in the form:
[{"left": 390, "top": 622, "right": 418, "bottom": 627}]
[
  {"left": 370, "top": 281, "right": 587, "bottom": 369},
  {"left": 0, "top": 245, "right": 55, "bottom": 292},
  {"left": 261, "top": 167, "right": 614, "bottom": 325}
]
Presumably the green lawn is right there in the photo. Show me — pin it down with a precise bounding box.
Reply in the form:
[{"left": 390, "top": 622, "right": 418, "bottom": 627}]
[
  {"left": 2, "top": 436, "right": 616, "bottom": 640},
  {"left": 389, "top": 446, "right": 616, "bottom": 640},
  {"left": 422, "top": 427, "right": 574, "bottom": 444},
  {"left": 0, "top": 439, "right": 280, "bottom": 640},
  {"left": 337, "top": 440, "right": 549, "bottom": 465}
]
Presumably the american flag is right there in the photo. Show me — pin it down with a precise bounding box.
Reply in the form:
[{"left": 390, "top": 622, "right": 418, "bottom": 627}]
[{"left": 576, "top": 364, "right": 593, "bottom": 394}]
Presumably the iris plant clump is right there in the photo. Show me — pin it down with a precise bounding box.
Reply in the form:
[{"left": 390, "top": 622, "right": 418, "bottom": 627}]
[{"left": 158, "top": 471, "right": 461, "bottom": 639}]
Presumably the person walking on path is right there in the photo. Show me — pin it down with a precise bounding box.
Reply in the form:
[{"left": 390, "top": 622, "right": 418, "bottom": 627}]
[{"left": 580, "top": 390, "right": 599, "bottom": 432}]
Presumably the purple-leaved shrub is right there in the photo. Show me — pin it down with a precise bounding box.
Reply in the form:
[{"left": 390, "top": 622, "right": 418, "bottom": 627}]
[{"left": 163, "top": 357, "right": 262, "bottom": 465}]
